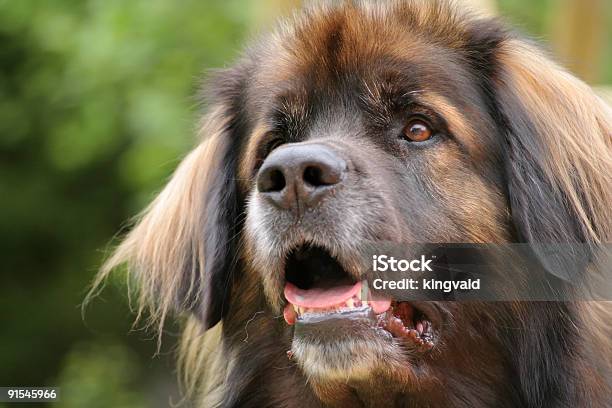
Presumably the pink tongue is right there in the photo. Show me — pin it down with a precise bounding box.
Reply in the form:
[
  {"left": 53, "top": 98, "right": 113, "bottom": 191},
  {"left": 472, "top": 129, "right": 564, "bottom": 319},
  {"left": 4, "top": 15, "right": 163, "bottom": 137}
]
[
  {"left": 369, "top": 298, "right": 392, "bottom": 314},
  {"left": 284, "top": 281, "right": 362, "bottom": 308}
]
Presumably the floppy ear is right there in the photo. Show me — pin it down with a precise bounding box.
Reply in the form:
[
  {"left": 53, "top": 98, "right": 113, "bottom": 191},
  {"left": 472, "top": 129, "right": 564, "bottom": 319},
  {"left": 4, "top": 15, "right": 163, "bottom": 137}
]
[
  {"left": 493, "top": 38, "right": 612, "bottom": 277},
  {"left": 93, "top": 105, "right": 239, "bottom": 331},
  {"left": 485, "top": 38, "right": 612, "bottom": 406}
]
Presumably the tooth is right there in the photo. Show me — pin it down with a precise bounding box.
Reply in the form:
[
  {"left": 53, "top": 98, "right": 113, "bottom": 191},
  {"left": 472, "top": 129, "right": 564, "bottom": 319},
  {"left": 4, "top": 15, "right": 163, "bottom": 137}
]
[
  {"left": 346, "top": 298, "right": 354, "bottom": 308},
  {"left": 416, "top": 322, "right": 424, "bottom": 335},
  {"left": 298, "top": 307, "right": 304, "bottom": 314},
  {"left": 293, "top": 305, "right": 299, "bottom": 313},
  {"left": 361, "top": 280, "right": 369, "bottom": 301}
]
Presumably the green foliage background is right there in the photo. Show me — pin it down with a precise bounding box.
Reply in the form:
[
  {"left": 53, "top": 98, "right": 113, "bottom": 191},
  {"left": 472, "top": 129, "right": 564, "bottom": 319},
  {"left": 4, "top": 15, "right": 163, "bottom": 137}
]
[{"left": 0, "top": 1, "right": 609, "bottom": 406}]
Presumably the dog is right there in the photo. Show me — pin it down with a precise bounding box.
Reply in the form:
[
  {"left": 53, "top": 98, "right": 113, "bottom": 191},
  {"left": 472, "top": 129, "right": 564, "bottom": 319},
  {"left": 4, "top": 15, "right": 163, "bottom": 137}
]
[{"left": 93, "top": 1, "right": 612, "bottom": 406}]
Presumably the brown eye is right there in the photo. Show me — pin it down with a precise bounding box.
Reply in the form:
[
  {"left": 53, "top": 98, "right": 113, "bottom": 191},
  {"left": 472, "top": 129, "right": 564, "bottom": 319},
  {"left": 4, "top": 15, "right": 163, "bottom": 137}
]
[{"left": 403, "top": 119, "right": 432, "bottom": 142}]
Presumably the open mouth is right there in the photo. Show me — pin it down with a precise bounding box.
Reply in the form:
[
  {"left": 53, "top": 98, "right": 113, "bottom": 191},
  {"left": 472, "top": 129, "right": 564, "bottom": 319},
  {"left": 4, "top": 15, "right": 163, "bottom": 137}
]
[{"left": 282, "top": 245, "right": 436, "bottom": 351}]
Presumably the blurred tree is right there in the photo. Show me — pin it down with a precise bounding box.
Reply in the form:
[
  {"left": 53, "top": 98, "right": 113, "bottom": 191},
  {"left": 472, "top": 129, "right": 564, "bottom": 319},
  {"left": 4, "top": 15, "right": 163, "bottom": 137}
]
[
  {"left": 0, "top": 0, "right": 250, "bottom": 399},
  {"left": 497, "top": 0, "right": 612, "bottom": 84},
  {"left": 253, "top": 0, "right": 302, "bottom": 26},
  {"left": 549, "top": 0, "right": 606, "bottom": 83},
  {"left": 55, "top": 341, "right": 147, "bottom": 408}
]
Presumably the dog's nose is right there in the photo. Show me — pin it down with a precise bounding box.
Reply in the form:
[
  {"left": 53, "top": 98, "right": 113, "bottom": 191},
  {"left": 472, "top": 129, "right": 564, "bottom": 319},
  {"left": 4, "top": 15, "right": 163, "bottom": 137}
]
[{"left": 257, "top": 143, "right": 347, "bottom": 210}]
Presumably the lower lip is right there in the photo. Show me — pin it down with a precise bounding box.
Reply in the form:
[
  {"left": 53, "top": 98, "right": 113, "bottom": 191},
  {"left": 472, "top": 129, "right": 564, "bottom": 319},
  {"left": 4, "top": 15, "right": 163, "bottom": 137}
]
[
  {"left": 285, "top": 301, "right": 436, "bottom": 352},
  {"left": 283, "top": 280, "right": 392, "bottom": 325}
]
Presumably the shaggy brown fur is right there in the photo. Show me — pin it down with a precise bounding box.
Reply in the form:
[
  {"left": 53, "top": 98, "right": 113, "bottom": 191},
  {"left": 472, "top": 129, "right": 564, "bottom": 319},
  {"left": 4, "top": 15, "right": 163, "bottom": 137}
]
[{"left": 91, "top": 1, "right": 612, "bottom": 407}]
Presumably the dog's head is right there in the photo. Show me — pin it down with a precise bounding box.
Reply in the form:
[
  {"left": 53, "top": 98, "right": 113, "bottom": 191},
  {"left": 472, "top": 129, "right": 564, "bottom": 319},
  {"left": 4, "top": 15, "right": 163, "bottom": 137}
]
[{"left": 96, "top": 1, "right": 611, "bottom": 405}]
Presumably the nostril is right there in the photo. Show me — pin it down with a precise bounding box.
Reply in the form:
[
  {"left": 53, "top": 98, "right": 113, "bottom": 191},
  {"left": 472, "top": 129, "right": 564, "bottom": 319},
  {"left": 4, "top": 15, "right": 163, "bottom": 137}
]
[
  {"left": 303, "top": 166, "right": 325, "bottom": 187},
  {"left": 303, "top": 164, "right": 343, "bottom": 187},
  {"left": 258, "top": 167, "right": 286, "bottom": 193},
  {"left": 268, "top": 169, "right": 286, "bottom": 191}
]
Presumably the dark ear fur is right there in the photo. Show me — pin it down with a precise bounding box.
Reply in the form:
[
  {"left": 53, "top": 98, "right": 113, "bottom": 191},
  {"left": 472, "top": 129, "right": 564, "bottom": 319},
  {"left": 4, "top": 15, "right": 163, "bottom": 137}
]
[
  {"left": 466, "top": 21, "right": 611, "bottom": 247},
  {"left": 198, "top": 117, "right": 241, "bottom": 329},
  {"left": 92, "top": 78, "right": 245, "bottom": 331},
  {"left": 469, "top": 27, "right": 611, "bottom": 406},
  {"left": 492, "top": 36, "right": 611, "bottom": 279}
]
